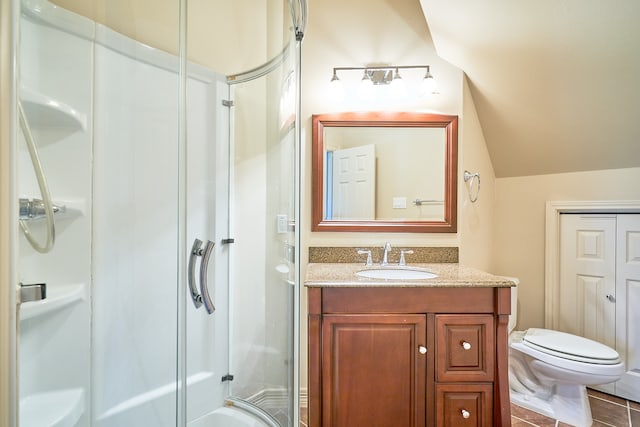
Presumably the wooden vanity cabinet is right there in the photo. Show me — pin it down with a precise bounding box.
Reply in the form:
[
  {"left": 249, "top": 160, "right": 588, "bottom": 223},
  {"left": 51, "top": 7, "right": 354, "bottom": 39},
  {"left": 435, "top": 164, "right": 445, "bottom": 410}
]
[
  {"left": 321, "top": 314, "right": 427, "bottom": 426},
  {"left": 307, "top": 286, "right": 511, "bottom": 427}
]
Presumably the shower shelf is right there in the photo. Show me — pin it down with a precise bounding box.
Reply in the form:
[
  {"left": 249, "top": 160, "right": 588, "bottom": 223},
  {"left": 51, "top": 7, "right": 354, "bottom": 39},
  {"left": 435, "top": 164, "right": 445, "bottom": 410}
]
[
  {"left": 20, "top": 282, "right": 86, "bottom": 321},
  {"left": 20, "top": 87, "right": 87, "bottom": 131},
  {"left": 20, "top": 388, "right": 84, "bottom": 427}
]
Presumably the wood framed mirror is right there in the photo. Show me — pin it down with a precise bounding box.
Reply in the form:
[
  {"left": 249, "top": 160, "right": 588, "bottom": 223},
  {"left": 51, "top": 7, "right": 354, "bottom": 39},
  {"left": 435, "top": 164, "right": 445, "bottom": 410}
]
[{"left": 312, "top": 111, "right": 458, "bottom": 233}]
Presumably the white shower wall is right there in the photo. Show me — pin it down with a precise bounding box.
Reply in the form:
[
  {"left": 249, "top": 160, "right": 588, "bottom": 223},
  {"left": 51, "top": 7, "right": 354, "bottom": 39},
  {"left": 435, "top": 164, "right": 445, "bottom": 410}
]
[{"left": 18, "top": 6, "right": 93, "bottom": 426}]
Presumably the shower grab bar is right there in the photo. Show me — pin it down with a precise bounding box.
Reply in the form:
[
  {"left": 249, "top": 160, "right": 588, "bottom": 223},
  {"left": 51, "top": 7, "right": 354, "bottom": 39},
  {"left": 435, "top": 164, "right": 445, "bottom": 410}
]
[
  {"left": 188, "top": 239, "right": 204, "bottom": 309},
  {"left": 199, "top": 240, "right": 215, "bottom": 314},
  {"left": 18, "top": 100, "right": 56, "bottom": 253}
]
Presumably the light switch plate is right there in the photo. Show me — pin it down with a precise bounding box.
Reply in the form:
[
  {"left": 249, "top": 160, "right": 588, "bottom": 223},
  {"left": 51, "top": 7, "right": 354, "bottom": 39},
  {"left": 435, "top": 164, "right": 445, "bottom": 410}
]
[
  {"left": 392, "top": 197, "right": 407, "bottom": 209},
  {"left": 277, "top": 214, "right": 288, "bottom": 234}
]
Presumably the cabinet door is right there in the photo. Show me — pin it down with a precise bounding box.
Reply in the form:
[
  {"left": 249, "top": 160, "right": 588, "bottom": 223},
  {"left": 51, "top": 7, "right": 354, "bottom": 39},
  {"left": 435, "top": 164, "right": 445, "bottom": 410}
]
[
  {"left": 436, "top": 315, "right": 494, "bottom": 382},
  {"left": 322, "top": 314, "right": 427, "bottom": 427},
  {"left": 436, "top": 383, "right": 493, "bottom": 427}
]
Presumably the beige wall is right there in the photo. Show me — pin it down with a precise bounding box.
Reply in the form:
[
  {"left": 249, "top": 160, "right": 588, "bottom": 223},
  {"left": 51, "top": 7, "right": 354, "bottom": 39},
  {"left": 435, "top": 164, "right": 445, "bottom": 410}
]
[
  {"left": 458, "top": 77, "right": 496, "bottom": 270},
  {"left": 302, "top": 0, "right": 466, "bottom": 256},
  {"left": 51, "top": 0, "right": 267, "bottom": 74},
  {"left": 493, "top": 167, "right": 640, "bottom": 331},
  {"left": 300, "top": 0, "right": 498, "bottom": 391}
]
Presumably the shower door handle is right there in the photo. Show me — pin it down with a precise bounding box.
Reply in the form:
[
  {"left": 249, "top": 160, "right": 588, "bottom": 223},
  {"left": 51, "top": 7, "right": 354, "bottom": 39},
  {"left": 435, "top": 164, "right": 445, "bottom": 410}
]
[
  {"left": 199, "top": 240, "right": 216, "bottom": 314},
  {"left": 188, "top": 239, "right": 204, "bottom": 309}
]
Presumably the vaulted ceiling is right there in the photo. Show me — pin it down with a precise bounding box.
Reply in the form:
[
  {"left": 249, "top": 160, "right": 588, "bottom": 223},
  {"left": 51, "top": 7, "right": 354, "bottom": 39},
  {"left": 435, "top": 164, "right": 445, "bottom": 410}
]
[{"left": 419, "top": 0, "right": 640, "bottom": 178}]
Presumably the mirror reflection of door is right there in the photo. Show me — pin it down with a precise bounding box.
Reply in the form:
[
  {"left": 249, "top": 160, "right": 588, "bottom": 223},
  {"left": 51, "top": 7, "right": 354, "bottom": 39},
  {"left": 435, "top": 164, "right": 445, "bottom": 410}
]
[
  {"left": 327, "top": 144, "right": 376, "bottom": 220},
  {"left": 323, "top": 126, "right": 445, "bottom": 221}
]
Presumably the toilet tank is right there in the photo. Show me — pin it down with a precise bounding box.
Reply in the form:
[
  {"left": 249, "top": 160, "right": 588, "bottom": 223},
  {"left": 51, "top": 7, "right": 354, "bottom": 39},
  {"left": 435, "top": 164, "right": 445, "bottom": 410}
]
[{"left": 505, "top": 277, "right": 519, "bottom": 333}]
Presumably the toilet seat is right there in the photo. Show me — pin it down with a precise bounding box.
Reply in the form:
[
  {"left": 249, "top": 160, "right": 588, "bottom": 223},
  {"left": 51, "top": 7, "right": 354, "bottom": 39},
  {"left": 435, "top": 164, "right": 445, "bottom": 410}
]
[
  {"left": 511, "top": 329, "right": 625, "bottom": 378},
  {"left": 523, "top": 328, "right": 621, "bottom": 365}
]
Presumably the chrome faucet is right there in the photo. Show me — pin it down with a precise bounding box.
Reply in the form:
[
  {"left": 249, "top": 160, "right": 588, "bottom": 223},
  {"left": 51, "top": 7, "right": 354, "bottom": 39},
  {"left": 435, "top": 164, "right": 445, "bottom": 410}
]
[
  {"left": 399, "top": 249, "right": 414, "bottom": 266},
  {"left": 381, "top": 242, "right": 392, "bottom": 266},
  {"left": 357, "top": 249, "right": 373, "bottom": 266}
]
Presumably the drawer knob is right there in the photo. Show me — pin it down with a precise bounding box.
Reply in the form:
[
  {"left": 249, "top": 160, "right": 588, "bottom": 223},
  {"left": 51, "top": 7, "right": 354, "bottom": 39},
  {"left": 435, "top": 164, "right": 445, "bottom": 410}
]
[
  {"left": 418, "top": 346, "right": 427, "bottom": 354},
  {"left": 461, "top": 409, "right": 471, "bottom": 419},
  {"left": 461, "top": 341, "right": 472, "bottom": 350}
]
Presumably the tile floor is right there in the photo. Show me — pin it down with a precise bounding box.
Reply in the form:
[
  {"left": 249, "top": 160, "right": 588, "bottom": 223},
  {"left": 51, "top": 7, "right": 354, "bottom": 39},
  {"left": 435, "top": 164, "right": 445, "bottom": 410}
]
[
  {"left": 299, "top": 389, "right": 640, "bottom": 426},
  {"left": 512, "top": 389, "right": 640, "bottom": 427}
]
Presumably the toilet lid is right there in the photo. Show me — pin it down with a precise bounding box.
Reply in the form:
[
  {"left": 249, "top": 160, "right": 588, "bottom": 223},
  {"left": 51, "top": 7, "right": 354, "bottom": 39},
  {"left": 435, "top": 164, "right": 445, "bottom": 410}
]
[{"left": 523, "top": 328, "right": 621, "bottom": 364}]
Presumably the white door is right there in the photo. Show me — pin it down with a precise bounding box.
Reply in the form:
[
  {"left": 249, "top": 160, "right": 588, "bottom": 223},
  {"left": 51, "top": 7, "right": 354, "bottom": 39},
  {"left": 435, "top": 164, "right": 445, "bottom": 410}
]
[
  {"left": 559, "top": 215, "right": 616, "bottom": 347},
  {"left": 615, "top": 214, "right": 640, "bottom": 401},
  {"left": 559, "top": 213, "right": 640, "bottom": 399},
  {"left": 331, "top": 144, "right": 375, "bottom": 220}
]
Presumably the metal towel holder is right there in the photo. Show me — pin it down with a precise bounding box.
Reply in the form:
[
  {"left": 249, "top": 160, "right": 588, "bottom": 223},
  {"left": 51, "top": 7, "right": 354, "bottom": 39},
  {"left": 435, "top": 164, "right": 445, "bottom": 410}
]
[{"left": 463, "top": 170, "right": 480, "bottom": 203}]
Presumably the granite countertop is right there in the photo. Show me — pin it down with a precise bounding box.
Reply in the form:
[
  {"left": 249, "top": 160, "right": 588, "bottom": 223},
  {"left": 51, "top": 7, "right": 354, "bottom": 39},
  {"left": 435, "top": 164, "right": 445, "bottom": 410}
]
[{"left": 305, "top": 263, "right": 516, "bottom": 288}]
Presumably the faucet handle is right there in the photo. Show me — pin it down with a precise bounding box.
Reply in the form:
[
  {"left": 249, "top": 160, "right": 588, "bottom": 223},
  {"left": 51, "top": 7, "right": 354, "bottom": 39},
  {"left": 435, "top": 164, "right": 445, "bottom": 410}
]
[
  {"left": 399, "top": 249, "right": 414, "bottom": 266},
  {"left": 357, "top": 249, "right": 373, "bottom": 266}
]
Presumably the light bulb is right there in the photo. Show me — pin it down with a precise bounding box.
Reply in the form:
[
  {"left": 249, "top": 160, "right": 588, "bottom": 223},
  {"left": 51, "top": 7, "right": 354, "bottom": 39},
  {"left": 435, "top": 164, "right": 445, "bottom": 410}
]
[
  {"left": 359, "top": 70, "right": 374, "bottom": 100},
  {"left": 390, "top": 68, "right": 406, "bottom": 99},
  {"left": 328, "top": 71, "right": 344, "bottom": 101},
  {"left": 419, "top": 69, "right": 437, "bottom": 96}
]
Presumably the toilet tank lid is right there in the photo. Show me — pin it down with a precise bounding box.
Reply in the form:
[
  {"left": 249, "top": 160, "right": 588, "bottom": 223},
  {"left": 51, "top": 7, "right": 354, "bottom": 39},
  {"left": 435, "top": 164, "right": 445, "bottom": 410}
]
[{"left": 524, "top": 328, "right": 620, "bottom": 363}]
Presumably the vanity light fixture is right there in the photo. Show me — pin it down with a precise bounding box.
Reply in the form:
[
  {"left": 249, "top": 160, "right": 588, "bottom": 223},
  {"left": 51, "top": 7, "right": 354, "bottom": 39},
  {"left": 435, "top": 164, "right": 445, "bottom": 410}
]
[{"left": 328, "top": 64, "right": 437, "bottom": 100}]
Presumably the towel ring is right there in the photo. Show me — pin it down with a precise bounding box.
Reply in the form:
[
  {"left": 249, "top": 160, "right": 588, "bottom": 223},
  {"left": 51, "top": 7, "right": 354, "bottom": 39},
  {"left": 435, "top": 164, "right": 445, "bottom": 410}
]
[{"left": 463, "top": 170, "right": 480, "bottom": 203}]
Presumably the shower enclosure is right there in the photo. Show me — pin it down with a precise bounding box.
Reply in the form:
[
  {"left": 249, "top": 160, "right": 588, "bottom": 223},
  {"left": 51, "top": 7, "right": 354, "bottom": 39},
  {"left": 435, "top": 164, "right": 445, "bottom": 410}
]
[{"left": 0, "top": 0, "right": 305, "bottom": 425}]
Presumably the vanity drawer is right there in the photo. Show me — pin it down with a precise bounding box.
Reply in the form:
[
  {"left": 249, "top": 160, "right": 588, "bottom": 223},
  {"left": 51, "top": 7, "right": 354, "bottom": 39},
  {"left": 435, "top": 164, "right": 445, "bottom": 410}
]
[
  {"left": 436, "top": 383, "right": 493, "bottom": 427},
  {"left": 436, "top": 314, "right": 494, "bottom": 382}
]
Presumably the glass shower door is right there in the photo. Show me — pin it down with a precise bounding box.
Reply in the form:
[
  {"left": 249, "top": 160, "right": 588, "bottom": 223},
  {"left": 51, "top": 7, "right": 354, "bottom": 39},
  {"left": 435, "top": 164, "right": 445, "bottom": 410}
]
[
  {"left": 183, "top": 69, "right": 232, "bottom": 424},
  {"left": 226, "top": 15, "right": 300, "bottom": 426}
]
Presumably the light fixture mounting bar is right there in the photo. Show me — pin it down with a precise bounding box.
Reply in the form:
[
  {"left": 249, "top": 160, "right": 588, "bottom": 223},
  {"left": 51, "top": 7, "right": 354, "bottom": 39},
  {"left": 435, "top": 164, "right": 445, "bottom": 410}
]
[{"left": 332, "top": 65, "right": 430, "bottom": 73}]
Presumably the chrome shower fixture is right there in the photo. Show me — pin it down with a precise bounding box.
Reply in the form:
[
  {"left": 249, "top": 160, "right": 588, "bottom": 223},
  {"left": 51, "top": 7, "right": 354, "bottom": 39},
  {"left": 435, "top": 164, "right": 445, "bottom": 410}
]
[{"left": 19, "top": 198, "right": 66, "bottom": 221}]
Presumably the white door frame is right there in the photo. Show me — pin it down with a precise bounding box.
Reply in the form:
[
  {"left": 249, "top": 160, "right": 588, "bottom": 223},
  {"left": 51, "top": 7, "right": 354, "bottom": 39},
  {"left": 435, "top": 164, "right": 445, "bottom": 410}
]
[{"left": 544, "top": 200, "right": 640, "bottom": 328}]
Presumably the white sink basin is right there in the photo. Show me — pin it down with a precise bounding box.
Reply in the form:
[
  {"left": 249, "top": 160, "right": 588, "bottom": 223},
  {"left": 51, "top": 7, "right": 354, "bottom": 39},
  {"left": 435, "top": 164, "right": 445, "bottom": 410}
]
[{"left": 356, "top": 268, "right": 438, "bottom": 280}]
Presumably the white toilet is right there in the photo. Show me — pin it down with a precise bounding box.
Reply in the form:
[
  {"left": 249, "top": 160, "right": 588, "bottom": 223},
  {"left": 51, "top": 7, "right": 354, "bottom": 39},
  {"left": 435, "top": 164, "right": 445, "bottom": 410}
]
[{"left": 507, "top": 279, "right": 625, "bottom": 427}]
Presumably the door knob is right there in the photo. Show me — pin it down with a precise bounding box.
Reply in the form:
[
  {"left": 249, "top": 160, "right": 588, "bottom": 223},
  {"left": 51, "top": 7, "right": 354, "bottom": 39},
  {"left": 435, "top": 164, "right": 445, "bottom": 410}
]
[
  {"left": 461, "top": 409, "right": 470, "bottom": 419},
  {"left": 418, "top": 346, "right": 427, "bottom": 354}
]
